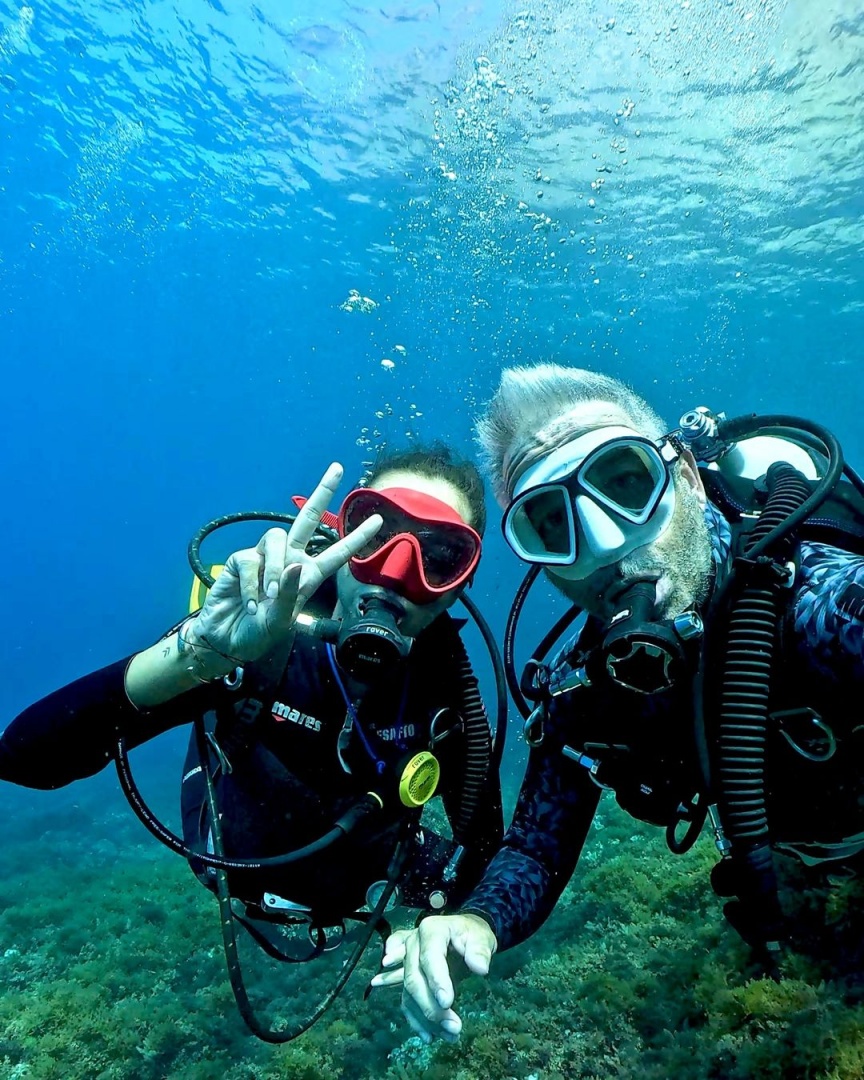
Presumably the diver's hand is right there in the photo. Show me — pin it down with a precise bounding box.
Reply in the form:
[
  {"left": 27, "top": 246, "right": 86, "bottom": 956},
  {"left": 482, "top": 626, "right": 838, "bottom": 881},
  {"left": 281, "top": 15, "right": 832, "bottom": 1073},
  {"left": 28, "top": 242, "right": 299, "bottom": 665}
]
[
  {"left": 370, "top": 915, "right": 497, "bottom": 1042},
  {"left": 189, "top": 463, "right": 382, "bottom": 665}
]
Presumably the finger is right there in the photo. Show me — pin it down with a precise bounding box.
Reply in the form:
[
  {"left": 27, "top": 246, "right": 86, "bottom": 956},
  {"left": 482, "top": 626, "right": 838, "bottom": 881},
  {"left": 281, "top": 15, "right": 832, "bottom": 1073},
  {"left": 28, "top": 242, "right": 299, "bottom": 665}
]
[
  {"left": 369, "top": 930, "right": 411, "bottom": 989},
  {"left": 402, "top": 1000, "right": 434, "bottom": 1045},
  {"left": 417, "top": 922, "right": 458, "bottom": 1011},
  {"left": 308, "top": 513, "right": 383, "bottom": 582},
  {"left": 289, "top": 514, "right": 384, "bottom": 621},
  {"left": 288, "top": 463, "right": 343, "bottom": 552},
  {"left": 255, "top": 528, "right": 289, "bottom": 598},
  {"left": 462, "top": 940, "right": 495, "bottom": 975},
  {"left": 266, "top": 564, "right": 301, "bottom": 635},
  {"left": 456, "top": 926, "right": 495, "bottom": 976},
  {"left": 439, "top": 1013, "right": 463, "bottom": 1041},
  {"left": 382, "top": 930, "right": 411, "bottom": 965},
  {"left": 369, "top": 967, "right": 405, "bottom": 989},
  {"left": 230, "top": 550, "right": 265, "bottom": 613},
  {"left": 402, "top": 991, "right": 461, "bottom": 1044},
  {"left": 402, "top": 929, "right": 448, "bottom": 1026}
]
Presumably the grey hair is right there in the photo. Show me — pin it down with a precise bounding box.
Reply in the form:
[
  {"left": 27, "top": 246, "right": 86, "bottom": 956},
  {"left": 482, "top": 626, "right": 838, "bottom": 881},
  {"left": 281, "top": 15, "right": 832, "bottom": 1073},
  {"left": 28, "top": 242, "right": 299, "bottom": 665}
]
[{"left": 475, "top": 363, "right": 668, "bottom": 503}]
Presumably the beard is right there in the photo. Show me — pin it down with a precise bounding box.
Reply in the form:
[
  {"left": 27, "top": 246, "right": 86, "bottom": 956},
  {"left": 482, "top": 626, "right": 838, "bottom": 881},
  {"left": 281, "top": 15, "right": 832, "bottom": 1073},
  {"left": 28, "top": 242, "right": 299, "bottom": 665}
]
[{"left": 548, "top": 477, "right": 714, "bottom": 619}]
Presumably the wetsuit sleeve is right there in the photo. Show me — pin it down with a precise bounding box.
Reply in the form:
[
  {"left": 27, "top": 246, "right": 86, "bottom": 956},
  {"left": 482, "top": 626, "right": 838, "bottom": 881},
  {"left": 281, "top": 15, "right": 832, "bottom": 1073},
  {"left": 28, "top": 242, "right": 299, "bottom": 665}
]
[
  {"left": 0, "top": 657, "right": 221, "bottom": 790},
  {"left": 793, "top": 543, "right": 864, "bottom": 683},
  {"left": 459, "top": 708, "right": 601, "bottom": 951}
]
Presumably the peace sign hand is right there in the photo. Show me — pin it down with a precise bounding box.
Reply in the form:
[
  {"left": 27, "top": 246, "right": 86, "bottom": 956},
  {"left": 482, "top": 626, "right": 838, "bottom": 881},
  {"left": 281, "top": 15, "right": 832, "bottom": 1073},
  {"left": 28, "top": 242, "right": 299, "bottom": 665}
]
[{"left": 186, "top": 463, "right": 381, "bottom": 665}]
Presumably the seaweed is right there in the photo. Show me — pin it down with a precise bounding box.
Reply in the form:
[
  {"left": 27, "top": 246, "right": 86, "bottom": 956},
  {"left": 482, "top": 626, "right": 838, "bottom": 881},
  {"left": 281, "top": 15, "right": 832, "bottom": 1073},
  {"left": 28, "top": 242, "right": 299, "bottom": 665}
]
[{"left": 3, "top": 790, "right": 864, "bottom": 1078}]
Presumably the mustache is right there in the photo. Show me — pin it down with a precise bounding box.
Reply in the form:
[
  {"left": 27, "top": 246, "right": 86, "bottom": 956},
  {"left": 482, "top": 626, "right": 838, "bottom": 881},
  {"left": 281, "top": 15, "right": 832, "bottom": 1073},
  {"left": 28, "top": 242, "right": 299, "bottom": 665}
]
[{"left": 619, "top": 547, "right": 666, "bottom": 579}]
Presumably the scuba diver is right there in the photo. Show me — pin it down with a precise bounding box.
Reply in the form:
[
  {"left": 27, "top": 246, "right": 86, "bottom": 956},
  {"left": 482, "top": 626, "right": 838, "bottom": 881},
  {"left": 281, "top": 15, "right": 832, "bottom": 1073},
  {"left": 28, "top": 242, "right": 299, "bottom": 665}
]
[
  {"left": 0, "top": 446, "right": 505, "bottom": 1042},
  {"left": 372, "top": 363, "right": 864, "bottom": 1044}
]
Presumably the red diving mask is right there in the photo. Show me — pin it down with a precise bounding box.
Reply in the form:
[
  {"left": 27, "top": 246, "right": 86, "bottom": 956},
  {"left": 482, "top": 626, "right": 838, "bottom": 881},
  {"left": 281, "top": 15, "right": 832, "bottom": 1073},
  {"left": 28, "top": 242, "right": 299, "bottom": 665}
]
[{"left": 337, "top": 487, "right": 482, "bottom": 605}]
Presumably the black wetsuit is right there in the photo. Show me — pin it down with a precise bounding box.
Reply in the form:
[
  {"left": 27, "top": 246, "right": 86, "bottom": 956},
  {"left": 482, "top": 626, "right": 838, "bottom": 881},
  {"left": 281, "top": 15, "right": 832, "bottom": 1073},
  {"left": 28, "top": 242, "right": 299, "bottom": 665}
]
[
  {"left": 0, "top": 609, "right": 503, "bottom": 923},
  {"left": 462, "top": 502, "right": 864, "bottom": 950}
]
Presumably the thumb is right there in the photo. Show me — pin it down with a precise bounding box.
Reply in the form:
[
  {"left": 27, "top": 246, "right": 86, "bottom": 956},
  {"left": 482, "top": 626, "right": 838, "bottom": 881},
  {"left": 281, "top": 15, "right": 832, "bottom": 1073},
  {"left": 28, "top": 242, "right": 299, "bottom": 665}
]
[
  {"left": 382, "top": 929, "right": 411, "bottom": 966},
  {"left": 454, "top": 920, "right": 495, "bottom": 975},
  {"left": 461, "top": 938, "right": 493, "bottom": 976}
]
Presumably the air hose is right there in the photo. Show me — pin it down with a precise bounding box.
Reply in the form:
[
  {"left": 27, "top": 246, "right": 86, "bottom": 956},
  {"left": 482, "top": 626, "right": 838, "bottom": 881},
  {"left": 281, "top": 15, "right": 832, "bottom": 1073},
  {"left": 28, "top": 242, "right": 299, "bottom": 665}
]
[
  {"left": 503, "top": 566, "right": 542, "bottom": 719},
  {"left": 458, "top": 591, "right": 508, "bottom": 774},
  {"left": 114, "top": 735, "right": 381, "bottom": 871},
  {"left": 503, "top": 564, "right": 584, "bottom": 723},
  {"left": 448, "top": 631, "right": 498, "bottom": 844},
  {"left": 713, "top": 462, "right": 813, "bottom": 949},
  {"left": 194, "top": 715, "right": 406, "bottom": 1043},
  {"left": 188, "top": 511, "right": 336, "bottom": 586}
]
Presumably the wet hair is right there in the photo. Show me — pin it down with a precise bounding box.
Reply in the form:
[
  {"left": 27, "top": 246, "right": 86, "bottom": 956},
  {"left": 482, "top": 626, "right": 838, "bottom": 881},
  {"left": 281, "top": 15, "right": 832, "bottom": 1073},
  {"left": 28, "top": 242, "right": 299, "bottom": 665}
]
[
  {"left": 365, "top": 443, "right": 487, "bottom": 536},
  {"left": 476, "top": 363, "right": 667, "bottom": 503}
]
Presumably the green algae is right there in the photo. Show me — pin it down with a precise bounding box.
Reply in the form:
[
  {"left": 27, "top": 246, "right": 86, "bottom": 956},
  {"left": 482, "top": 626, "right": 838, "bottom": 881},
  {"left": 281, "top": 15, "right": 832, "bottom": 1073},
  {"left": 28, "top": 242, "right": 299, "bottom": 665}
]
[{"left": 2, "top": 789, "right": 864, "bottom": 1079}]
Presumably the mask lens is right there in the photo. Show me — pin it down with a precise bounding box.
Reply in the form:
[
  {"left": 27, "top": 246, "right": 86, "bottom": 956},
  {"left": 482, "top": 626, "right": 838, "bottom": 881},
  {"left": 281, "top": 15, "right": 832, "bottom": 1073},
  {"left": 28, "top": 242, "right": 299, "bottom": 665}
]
[
  {"left": 342, "top": 491, "right": 394, "bottom": 555},
  {"left": 415, "top": 525, "right": 477, "bottom": 586},
  {"left": 509, "top": 487, "right": 573, "bottom": 559},
  {"left": 581, "top": 443, "right": 663, "bottom": 515}
]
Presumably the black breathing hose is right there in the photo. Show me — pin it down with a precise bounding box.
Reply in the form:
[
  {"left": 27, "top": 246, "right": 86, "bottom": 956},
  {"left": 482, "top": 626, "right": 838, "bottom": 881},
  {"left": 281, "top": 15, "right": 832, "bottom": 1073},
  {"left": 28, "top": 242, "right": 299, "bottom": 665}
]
[
  {"left": 716, "top": 463, "right": 812, "bottom": 843},
  {"left": 114, "top": 736, "right": 377, "bottom": 871},
  {"left": 503, "top": 566, "right": 542, "bottom": 720},
  {"left": 188, "top": 510, "right": 338, "bottom": 591},
  {"left": 713, "top": 463, "right": 815, "bottom": 943},
  {"left": 459, "top": 592, "right": 508, "bottom": 774},
  {"left": 503, "top": 564, "right": 584, "bottom": 723},
  {"left": 192, "top": 715, "right": 406, "bottom": 1044},
  {"left": 448, "top": 631, "right": 496, "bottom": 843},
  {"left": 710, "top": 414, "right": 843, "bottom": 857}
]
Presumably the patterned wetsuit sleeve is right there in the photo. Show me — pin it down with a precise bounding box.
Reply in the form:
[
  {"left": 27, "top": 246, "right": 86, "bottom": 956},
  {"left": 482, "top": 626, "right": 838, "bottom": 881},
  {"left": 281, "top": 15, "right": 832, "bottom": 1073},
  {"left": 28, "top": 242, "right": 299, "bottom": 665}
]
[
  {"left": 792, "top": 542, "right": 864, "bottom": 682},
  {"left": 460, "top": 712, "right": 601, "bottom": 951},
  {"left": 0, "top": 657, "right": 220, "bottom": 789}
]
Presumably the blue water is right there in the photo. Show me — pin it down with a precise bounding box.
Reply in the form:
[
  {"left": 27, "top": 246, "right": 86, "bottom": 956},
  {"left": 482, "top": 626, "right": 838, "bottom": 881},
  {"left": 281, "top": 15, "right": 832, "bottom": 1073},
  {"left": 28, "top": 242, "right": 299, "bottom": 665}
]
[{"left": 1, "top": 0, "right": 863, "bottom": 1072}]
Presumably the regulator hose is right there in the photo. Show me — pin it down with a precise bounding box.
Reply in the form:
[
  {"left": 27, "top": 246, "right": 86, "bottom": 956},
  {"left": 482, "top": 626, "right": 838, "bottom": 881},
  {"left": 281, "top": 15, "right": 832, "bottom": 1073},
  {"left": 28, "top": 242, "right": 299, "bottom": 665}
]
[
  {"left": 187, "top": 511, "right": 336, "bottom": 589},
  {"left": 114, "top": 735, "right": 379, "bottom": 871},
  {"left": 714, "top": 462, "right": 813, "bottom": 946},
  {"left": 503, "top": 566, "right": 542, "bottom": 720},
  {"left": 448, "top": 631, "right": 500, "bottom": 845},
  {"left": 504, "top": 564, "right": 584, "bottom": 722},
  {"left": 459, "top": 591, "right": 509, "bottom": 774},
  {"left": 194, "top": 715, "right": 406, "bottom": 1043}
]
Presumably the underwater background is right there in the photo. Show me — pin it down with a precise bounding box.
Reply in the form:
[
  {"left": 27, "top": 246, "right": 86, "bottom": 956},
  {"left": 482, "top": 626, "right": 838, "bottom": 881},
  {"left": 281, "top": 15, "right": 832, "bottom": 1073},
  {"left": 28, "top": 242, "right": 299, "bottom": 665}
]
[{"left": 1, "top": 0, "right": 863, "bottom": 1076}]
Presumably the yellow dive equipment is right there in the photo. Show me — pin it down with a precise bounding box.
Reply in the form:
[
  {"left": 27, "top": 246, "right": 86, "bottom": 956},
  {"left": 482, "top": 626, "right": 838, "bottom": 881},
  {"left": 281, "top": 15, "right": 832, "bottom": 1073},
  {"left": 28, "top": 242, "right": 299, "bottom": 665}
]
[
  {"left": 398, "top": 751, "right": 440, "bottom": 808},
  {"left": 189, "top": 564, "right": 225, "bottom": 614}
]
